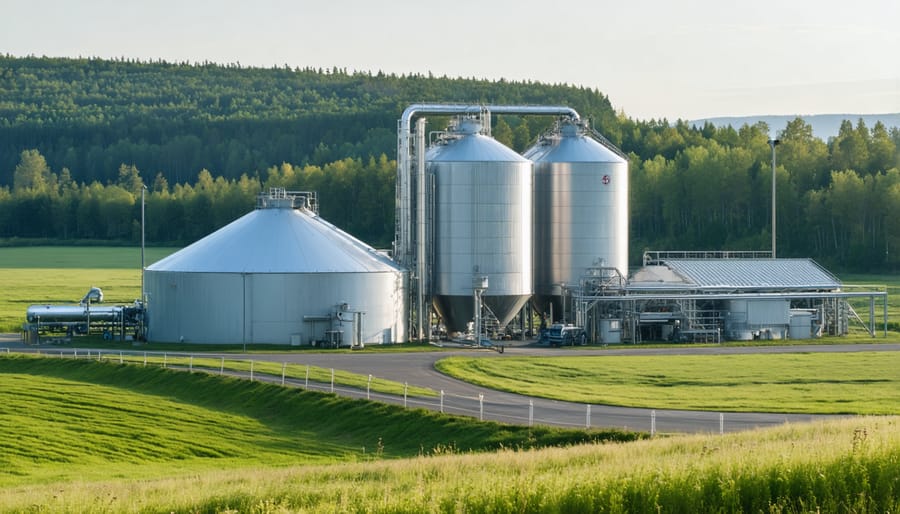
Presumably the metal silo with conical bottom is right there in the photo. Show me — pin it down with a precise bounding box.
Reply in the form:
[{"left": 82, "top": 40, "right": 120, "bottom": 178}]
[
  {"left": 525, "top": 120, "right": 628, "bottom": 323},
  {"left": 429, "top": 118, "right": 533, "bottom": 333}
]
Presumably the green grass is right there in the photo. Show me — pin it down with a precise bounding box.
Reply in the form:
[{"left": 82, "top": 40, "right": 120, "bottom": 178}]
[
  {"left": 3, "top": 405, "right": 899, "bottom": 512},
  {"left": 0, "top": 246, "right": 177, "bottom": 332},
  {"left": 0, "top": 356, "right": 638, "bottom": 486},
  {"left": 435, "top": 351, "right": 900, "bottom": 414}
]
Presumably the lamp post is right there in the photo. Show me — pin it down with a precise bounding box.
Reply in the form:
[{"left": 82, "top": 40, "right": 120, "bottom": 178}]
[
  {"left": 140, "top": 185, "right": 147, "bottom": 341},
  {"left": 768, "top": 138, "right": 780, "bottom": 258},
  {"left": 141, "top": 185, "right": 147, "bottom": 301}
]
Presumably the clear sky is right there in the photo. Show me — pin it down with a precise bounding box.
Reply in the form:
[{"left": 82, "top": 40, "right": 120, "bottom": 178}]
[{"left": 2, "top": 0, "right": 898, "bottom": 121}]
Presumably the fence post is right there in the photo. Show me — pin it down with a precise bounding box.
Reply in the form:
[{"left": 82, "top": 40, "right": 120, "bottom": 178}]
[
  {"left": 651, "top": 410, "right": 656, "bottom": 437},
  {"left": 305, "top": 365, "right": 309, "bottom": 388},
  {"left": 440, "top": 390, "right": 444, "bottom": 413},
  {"left": 143, "top": 352, "right": 147, "bottom": 367},
  {"left": 281, "top": 362, "right": 286, "bottom": 386},
  {"left": 529, "top": 400, "right": 534, "bottom": 427},
  {"left": 719, "top": 413, "right": 724, "bottom": 435},
  {"left": 479, "top": 394, "right": 484, "bottom": 421},
  {"left": 119, "top": 352, "right": 123, "bottom": 364},
  {"left": 367, "top": 374, "right": 372, "bottom": 400},
  {"left": 330, "top": 368, "right": 334, "bottom": 393},
  {"left": 220, "top": 356, "right": 225, "bottom": 375},
  {"left": 403, "top": 382, "right": 408, "bottom": 408},
  {"left": 163, "top": 353, "right": 167, "bottom": 368},
  {"left": 189, "top": 355, "right": 193, "bottom": 372},
  {"left": 250, "top": 360, "right": 255, "bottom": 382},
  {"left": 74, "top": 349, "right": 77, "bottom": 359},
  {"left": 586, "top": 404, "right": 591, "bottom": 429}
]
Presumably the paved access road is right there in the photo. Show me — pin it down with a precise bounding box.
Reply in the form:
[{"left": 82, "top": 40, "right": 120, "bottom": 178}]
[
  {"left": 247, "top": 342, "right": 900, "bottom": 433},
  {"left": 4, "top": 333, "right": 896, "bottom": 433}
]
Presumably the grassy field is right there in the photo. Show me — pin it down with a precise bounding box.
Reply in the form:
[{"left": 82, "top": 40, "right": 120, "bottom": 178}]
[
  {"left": 1, "top": 356, "right": 897, "bottom": 512},
  {"left": 1, "top": 245, "right": 897, "bottom": 337},
  {"left": 435, "top": 351, "right": 900, "bottom": 414},
  {"left": 0, "top": 246, "right": 177, "bottom": 332}
]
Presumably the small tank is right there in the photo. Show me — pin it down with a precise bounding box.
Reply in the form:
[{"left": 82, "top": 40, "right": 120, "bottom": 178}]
[
  {"left": 428, "top": 118, "right": 533, "bottom": 333},
  {"left": 525, "top": 120, "right": 628, "bottom": 322}
]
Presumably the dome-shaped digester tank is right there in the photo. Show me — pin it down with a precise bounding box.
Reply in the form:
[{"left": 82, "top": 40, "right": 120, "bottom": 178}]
[
  {"left": 525, "top": 120, "right": 628, "bottom": 321},
  {"left": 145, "top": 192, "right": 407, "bottom": 345},
  {"left": 428, "top": 118, "right": 533, "bottom": 333}
]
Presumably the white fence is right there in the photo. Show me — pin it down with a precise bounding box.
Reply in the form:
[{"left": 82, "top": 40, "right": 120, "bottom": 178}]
[{"left": 1, "top": 347, "right": 817, "bottom": 434}]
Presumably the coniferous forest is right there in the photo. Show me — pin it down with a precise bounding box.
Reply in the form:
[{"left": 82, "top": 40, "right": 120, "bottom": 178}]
[{"left": 1, "top": 55, "right": 899, "bottom": 271}]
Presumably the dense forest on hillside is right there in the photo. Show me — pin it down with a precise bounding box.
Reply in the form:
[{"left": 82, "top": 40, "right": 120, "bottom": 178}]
[{"left": 1, "top": 55, "right": 899, "bottom": 270}]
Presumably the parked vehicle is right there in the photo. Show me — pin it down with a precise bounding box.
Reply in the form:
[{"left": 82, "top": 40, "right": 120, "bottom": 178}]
[{"left": 544, "top": 323, "right": 587, "bottom": 346}]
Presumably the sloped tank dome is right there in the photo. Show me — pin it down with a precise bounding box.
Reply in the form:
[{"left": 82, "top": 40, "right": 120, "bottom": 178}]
[{"left": 148, "top": 203, "right": 402, "bottom": 274}]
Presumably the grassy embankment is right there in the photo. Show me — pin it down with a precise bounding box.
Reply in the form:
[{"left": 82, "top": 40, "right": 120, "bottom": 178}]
[
  {"left": 0, "top": 355, "right": 645, "bottom": 512},
  {"left": 2, "top": 357, "right": 899, "bottom": 512}
]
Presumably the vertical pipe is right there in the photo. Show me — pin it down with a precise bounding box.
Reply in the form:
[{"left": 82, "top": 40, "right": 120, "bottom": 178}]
[{"left": 415, "top": 117, "right": 428, "bottom": 342}]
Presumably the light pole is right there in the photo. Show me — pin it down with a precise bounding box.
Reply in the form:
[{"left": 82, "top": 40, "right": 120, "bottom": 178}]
[
  {"left": 140, "top": 185, "right": 147, "bottom": 341},
  {"left": 141, "top": 185, "right": 147, "bottom": 301},
  {"left": 768, "top": 138, "right": 780, "bottom": 258}
]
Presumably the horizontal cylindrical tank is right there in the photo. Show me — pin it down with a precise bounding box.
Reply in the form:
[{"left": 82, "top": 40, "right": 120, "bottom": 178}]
[
  {"left": 429, "top": 118, "right": 533, "bottom": 332},
  {"left": 525, "top": 120, "right": 628, "bottom": 321},
  {"left": 27, "top": 305, "right": 122, "bottom": 323}
]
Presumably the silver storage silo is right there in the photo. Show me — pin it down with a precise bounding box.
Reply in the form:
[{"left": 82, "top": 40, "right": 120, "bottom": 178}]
[
  {"left": 429, "top": 118, "right": 533, "bottom": 333},
  {"left": 145, "top": 192, "right": 407, "bottom": 345},
  {"left": 525, "top": 120, "right": 628, "bottom": 321}
]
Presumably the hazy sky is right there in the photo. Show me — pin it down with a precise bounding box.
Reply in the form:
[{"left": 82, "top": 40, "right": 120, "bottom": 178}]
[{"left": 2, "top": 0, "right": 898, "bottom": 120}]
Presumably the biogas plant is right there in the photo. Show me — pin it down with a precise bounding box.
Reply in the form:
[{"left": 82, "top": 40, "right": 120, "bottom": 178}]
[{"left": 23, "top": 104, "right": 889, "bottom": 347}]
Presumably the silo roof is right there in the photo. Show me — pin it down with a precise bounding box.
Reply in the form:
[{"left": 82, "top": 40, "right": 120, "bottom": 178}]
[
  {"left": 628, "top": 259, "right": 841, "bottom": 291},
  {"left": 147, "top": 208, "right": 404, "bottom": 273},
  {"left": 427, "top": 133, "right": 529, "bottom": 162},
  {"left": 525, "top": 131, "right": 626, "bottom": 163}
]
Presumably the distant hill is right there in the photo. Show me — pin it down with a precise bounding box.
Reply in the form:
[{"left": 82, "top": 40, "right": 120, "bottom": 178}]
[{"left": 690, "top": 113, "right": 900, "bottom": 140}]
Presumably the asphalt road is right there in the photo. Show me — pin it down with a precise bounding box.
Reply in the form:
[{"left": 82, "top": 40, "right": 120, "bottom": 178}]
[{"left": 4, "top": 333, "right": 896, "bottom": 433}]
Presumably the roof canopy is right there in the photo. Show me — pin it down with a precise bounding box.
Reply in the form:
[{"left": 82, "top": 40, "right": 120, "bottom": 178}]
[{"left": 628, "top": 258, "right": 841, "bottom": 292}]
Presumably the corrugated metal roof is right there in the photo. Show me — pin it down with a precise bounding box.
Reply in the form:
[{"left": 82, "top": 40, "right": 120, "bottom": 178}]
[
  {"left": 658, "top": 259, "right": 841, "bottom": 290},
  {"left": 147, "top": 207, "right": 404, "bottom": 274}
]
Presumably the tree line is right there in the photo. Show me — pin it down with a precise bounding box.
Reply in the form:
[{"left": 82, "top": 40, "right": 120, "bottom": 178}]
[
  {"left": 1, "top": 149, "right": 396, "bottom": 247},
  {"left": 1, "top": 56, "right": 899, "bottom": 271}
]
